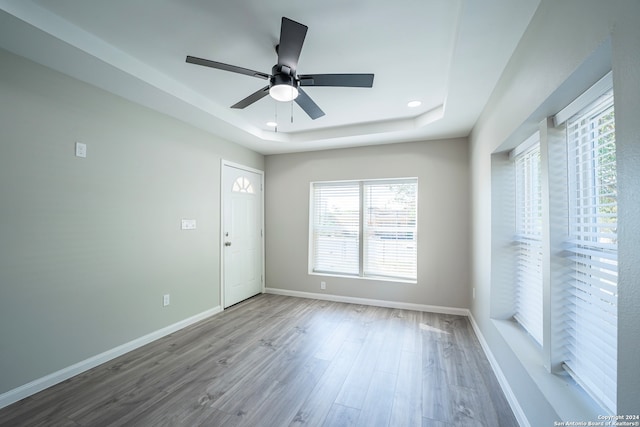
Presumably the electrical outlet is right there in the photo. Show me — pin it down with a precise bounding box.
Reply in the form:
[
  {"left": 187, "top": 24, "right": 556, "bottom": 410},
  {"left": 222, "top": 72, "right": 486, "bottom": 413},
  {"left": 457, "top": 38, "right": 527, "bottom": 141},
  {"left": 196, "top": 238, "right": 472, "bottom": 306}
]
[
  {"left": 320, "top": 281, "right": 326, "bottom": 290},
  {"left": 163, "top": 294, "right": 170, "bottom": 307}
]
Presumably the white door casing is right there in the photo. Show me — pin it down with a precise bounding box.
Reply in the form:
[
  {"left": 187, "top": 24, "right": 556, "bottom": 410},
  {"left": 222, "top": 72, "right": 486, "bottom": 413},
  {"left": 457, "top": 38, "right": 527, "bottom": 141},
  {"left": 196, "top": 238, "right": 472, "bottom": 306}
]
[{"left": 221, "top": 161, "right": 264, "bottom": 308}]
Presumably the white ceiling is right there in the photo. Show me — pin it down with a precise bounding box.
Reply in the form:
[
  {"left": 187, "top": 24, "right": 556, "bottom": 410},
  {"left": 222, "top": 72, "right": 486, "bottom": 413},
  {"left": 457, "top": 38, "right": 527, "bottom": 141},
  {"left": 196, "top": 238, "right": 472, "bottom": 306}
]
[{"left": 0, "top": 0, "right": 539, "bottom": 154}]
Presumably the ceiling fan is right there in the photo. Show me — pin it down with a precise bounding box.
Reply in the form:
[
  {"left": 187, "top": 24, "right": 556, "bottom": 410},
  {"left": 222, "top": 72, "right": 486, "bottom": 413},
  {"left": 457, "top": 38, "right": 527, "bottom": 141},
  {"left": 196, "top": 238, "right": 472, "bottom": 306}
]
[{"left": 186, "top": 17, "right": 374, "bottom": 120}]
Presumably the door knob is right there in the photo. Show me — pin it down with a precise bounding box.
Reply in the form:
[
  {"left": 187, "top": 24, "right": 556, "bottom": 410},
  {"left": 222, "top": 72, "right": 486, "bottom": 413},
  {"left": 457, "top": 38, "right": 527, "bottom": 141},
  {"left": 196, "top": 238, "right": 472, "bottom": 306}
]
[{"left": 225, "top": 241, "right": 232, "bottom": 247}]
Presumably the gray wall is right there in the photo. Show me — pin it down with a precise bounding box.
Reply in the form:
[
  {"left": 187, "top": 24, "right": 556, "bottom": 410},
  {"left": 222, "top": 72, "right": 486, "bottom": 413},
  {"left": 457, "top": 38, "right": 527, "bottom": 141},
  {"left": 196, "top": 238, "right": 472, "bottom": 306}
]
[
  {"left": 470, "top": 0, "right": 640, "bottom": 423},
  {"left": 265, "top": 139, "right": 470, "bottom": 309},
  {"left": 0, "top": 48, "right": 263, "bottom": 394}
]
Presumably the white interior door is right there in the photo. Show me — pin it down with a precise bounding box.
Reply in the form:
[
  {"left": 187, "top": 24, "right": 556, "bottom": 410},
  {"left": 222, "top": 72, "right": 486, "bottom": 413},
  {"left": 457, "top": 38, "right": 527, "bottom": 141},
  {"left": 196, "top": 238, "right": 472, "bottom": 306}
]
[{"left": 222, "top": 162, "right": 263, "bottom": 308}]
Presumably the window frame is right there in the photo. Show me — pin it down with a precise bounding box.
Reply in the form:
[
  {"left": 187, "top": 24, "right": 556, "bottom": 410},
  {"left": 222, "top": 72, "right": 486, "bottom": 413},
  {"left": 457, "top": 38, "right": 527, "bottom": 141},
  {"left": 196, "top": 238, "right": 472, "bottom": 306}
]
[
  {"left": 308, "top": 177, "right": 418, "bottom": 283},
  {"left": 491, "top": 72, "right": 618, "bottom": 418},
  {"left": 560, "top": 89, "right": 617, "bottom": 413},
  {"left": 511, "top": 134, "right": 544, "bottom": 346}
]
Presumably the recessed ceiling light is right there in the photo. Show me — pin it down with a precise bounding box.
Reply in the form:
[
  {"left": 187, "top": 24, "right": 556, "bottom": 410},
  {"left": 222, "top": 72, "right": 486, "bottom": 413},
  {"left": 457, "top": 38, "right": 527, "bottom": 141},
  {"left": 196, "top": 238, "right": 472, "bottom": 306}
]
[
  {"left": 266, "top": 121, "right": 278, "bottom": 127},
  {"left": 407, "top": 100, "right": 422, "bottom": 108}
]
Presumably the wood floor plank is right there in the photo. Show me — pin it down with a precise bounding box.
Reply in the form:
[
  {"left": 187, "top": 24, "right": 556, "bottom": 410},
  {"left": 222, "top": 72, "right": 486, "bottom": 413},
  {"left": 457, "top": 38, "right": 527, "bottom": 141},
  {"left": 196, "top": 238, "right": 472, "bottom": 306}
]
[
  {"left": 422, "top": 338, "right": 452, "bottom": 422},
  {"left": 423, "top": 417, "right": 453, "bottom": 427},
  {"left": 210, "top": 304, "right": 334, "bottom": 415},
  {"left": 374, "top": 312, "right": 405, "bottom": 374},
  {"left": 389, "top": 349, "right": 423, "bottom": 427},
  {"left": 322, "top": 403, "right": 361, "bottom": 427},
  {"left": 202, "top": 308, "right": 309, "bottom": 407},
  {"left": 342, "top": 304, "right": 381, "bottom": 343},
  {"left": 355, "top": 370, "right": 397, "bottom": 427},
  {"left": 0, "top": 294, "right": 518, "bottom": 427},
  {"left": 334, "top": 327, "right": 385, "bottom": 409},
  {"left": 448, "top": 384, "right": 488, "bottom": 427},
  {"left": 466, "top": 334, "right": 518, "bottom": 427},
  {"left": 314, "top": 318, "right": 354, "bottom": 361},
  {"left": 400, "top": 308, "right": 422, "bottom": 353},
  {"left": 240, "top": 356, "right": 329, "bottom": 427},
  {"left": 182, "top": 407, "right": 245, "bottom": 427},
  {"left": 289, "top": 340, "right": 362, "bottom": 427}
]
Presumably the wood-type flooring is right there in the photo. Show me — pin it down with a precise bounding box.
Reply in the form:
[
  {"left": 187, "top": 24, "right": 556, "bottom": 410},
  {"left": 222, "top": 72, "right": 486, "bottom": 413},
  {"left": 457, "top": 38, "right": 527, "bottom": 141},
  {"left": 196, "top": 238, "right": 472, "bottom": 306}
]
[{"left": 0, "top": 294, "right": 518, "bottom": 426}]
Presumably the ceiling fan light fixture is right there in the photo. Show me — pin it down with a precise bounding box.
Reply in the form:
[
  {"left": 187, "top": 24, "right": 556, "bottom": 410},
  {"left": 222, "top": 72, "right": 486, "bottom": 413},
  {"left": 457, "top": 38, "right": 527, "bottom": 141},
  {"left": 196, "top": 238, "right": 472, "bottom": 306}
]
[
  {"left": 269, "top": 84, "right": 299, "bottom": 102},
  {"left": 270, "top": 71, "right": 299, "bottom": 102}
]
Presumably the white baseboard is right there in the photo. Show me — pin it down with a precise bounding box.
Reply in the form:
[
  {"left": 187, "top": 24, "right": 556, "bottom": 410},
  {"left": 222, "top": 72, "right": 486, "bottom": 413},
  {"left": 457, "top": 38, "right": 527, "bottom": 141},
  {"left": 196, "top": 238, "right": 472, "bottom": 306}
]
[
  {"left": 467, "top": 313, "right": 529, "bottom": 427},
  {"left": 0, "top": 306, "right": 222, "bottom": 410},
  {"left": 265, "top": 287, "right": 470, "bottom": 316}
]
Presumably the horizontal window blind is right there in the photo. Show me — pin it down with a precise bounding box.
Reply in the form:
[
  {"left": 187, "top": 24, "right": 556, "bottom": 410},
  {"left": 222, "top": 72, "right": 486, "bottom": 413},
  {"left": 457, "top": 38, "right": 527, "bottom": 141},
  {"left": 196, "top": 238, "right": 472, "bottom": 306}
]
[
  {"left": 514, "top": 140, "right": 543, "bottom": 345},
  {"left": 311, "top": 183, "right": 360, "bottom": 275},
  {"left": 311, "top": 179, "right": 417, "bottom": 281},
  {"left": 564, "top": 90, "right": 617, "bottom": 413},
  {"left": 363, "top": 180, "right": 417, "bottom": 280}
]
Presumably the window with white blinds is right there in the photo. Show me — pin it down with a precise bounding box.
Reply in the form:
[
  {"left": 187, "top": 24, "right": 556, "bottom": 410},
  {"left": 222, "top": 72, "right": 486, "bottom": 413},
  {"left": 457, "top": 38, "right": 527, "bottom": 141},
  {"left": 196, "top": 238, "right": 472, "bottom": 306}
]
[
  {"left": 310, "top": 179, "right": 417, "bottom": 281},
  {"left": 563, "top": 90, "right": 617, "bottom": 413},
  {"left": 513, "top": 139, "right": 543, "bottom": 345},
  {"left": 310, "top": 183, "right": 360, "bottom": 276}
]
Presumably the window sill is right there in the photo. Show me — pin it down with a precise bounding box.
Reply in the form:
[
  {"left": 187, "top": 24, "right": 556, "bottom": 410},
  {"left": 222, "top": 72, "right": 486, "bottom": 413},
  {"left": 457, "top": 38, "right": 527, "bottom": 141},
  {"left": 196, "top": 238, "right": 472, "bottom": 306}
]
[
  {"left": 492, "top": 318, "right": 606, "bottom": 422},
  {"left": 308, "top": 271, "right": 417, "bottom": 284}
]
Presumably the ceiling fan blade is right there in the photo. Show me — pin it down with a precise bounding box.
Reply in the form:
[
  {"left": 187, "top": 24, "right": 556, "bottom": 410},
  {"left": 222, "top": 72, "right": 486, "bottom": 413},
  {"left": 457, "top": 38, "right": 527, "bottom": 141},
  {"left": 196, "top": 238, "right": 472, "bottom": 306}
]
[
  {"left": 231, "top": 86, "right": 270, "bottom": 109},
  {"left": 295, "top": 88, "right": 325, "bottom": 120},
  {"left": 299, "top": 74, "right": 375, "bottom": 88},
  {"left": 186, "top": 56, "right": 270, "bottom": 80},
  {"left": 277, "top": 17, "right": 307, "bottom": 70}
]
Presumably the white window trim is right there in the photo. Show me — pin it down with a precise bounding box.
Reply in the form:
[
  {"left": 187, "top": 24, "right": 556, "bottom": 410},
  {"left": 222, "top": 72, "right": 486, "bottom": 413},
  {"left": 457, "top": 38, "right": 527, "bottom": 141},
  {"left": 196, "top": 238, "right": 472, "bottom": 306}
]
[
  {"left": 511, "top": 134, "right": 544, "bottom": 346},
  {"left": 561, "top": 90, "right": 617, "bottom": 413},
  {"left": 308, "top": 177, "right": 418, "bottom": 283},
  {"left": 553, "top": 72, "right": 612, "bottom": 127}
]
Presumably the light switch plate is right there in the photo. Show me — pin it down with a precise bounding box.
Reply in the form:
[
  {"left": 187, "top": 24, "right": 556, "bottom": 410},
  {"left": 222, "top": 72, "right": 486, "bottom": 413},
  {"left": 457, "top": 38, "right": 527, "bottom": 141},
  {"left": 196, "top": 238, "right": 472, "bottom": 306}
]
[
  {"left": 181, "top": 219, "right": 196, "bottom": 230},
  {"left": 75, "top": 142, "right": 87, "bottom": 158}
]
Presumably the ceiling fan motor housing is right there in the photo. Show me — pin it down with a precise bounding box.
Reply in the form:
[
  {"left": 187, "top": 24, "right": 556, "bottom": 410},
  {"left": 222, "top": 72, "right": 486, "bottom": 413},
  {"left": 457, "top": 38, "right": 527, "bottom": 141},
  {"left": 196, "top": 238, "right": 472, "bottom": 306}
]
[
  {"left": 269, "top": 64, "right": 299, "bottom": 102},
  {"left": 271, "top": 64, "right": 298, "bottom": 90}
]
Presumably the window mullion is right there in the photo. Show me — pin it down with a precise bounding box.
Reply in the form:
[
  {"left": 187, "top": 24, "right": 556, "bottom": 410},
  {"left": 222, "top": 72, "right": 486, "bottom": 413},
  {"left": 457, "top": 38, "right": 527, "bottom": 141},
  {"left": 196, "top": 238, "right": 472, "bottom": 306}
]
[{"left": 540, "top": 118, "right": 568, "bottom": 374}]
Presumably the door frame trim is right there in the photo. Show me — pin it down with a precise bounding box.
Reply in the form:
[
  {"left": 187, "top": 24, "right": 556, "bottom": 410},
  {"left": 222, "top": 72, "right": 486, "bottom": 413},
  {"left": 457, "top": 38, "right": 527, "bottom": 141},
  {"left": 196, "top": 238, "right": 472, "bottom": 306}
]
[{"left": 220, "top": 159, "right": 265, "bottom": 309}]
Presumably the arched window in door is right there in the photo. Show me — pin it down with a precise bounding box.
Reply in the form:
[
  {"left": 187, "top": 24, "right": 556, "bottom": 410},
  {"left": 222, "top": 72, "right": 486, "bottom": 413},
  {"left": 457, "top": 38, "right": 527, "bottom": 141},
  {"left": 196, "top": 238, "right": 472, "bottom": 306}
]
[{"left": 232, "top": 176, "right": 255, "bottom": 194}]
